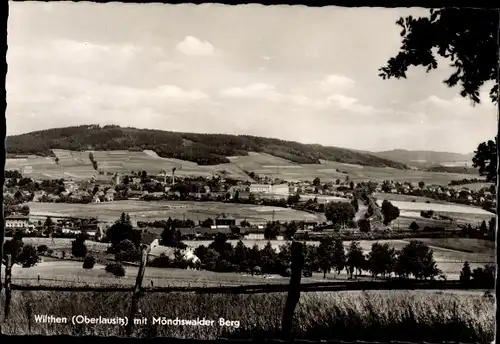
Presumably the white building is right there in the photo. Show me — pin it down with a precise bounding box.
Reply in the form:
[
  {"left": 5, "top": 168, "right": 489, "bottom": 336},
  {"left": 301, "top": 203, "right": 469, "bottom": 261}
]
[
  {"left": 5, "top": 215, "right": 30, "bottom": 229},
  {"left": 249, "top": 184, "right": 272, "bottom": 193}
]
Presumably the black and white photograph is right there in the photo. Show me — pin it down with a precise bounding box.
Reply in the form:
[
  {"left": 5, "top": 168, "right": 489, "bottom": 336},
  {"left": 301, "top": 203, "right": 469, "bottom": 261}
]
[{"left": 1, "top": 2, "right": 497, "bottom": 341}]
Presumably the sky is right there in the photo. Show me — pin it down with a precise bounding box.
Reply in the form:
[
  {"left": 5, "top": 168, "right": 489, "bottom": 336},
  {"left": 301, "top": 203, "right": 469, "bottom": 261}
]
[{"left": 6, "top": 2, "right": 498, "bottom": 154}]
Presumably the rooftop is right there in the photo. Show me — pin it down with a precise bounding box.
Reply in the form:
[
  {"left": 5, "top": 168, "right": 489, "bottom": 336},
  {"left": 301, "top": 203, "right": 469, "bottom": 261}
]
[
  {"left": 216, "top": 213, "right": 236, "bottom": 220},
  {"left": 5, "top": 215, "right": 30, "bottom": 220}
]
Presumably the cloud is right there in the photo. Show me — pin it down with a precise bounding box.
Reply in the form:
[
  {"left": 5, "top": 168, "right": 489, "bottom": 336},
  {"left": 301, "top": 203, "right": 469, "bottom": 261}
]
[
  {"left": 325, "top": 94, "right": 375, "bottom": 114},
  {"left": 319, "top": 74, "right": 355, "bottom": 92},
  {"left": 414, "top": 92, "right": 496, "bottom": 121},
  {"left": 176, "top": 36, "right": 215, "bottom": 56},
  {"left": 219, "top": 83, "right": 283, "bottom": 101}
]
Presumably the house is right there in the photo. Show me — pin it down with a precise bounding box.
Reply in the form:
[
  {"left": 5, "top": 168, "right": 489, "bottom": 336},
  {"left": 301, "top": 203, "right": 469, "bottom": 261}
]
[
  {"left": 140, "top": 231, "right": 160, "bottom": 252},
  {"left": 177, "top": 227, "right": 197, "bottom": 239},
  {"left": 249, "top": 184, "right": 272, "bottom": 194},
  {"left": 271, "top": 183, "right": 290, "bottom": 195},
  {"left": 92, "top": 195, "right": 101, "bottom": 203},
  {"left": 245, "top": 233, "right": 265, "bottom": 240},
  {"left": 105, "top": 189, "right": 116, "bottom": 202},
  {"left": 63, "top": 181, "right": 78, "bottom": 193},
  {"left": 5, "top": 215, "right": 30, "bottom": 229},
  {"left": 214, "top": 214, "right": 236, "bottom": 228}
]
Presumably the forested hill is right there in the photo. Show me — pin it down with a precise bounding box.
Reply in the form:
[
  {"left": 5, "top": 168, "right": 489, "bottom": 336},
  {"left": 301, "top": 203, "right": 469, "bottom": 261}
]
[{"left": 6, "top": 125, "right": 408, "bottom": 168}]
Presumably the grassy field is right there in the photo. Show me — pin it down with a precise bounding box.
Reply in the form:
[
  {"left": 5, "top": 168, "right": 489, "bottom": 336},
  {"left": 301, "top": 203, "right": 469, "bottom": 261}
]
[
  {"left": 374, "top": 199, "right": 492, "bottom": 216},
  {"left": 449, "top": 182, "right": 494, "bottom": 191},
  {"left": 6, "top": 149, "right": 474, "bottom": 185},
  {"left": 28, "top": 200, "right": 326, "bottom": 224},
  {"left": 373, "top": 192, "right": 455, "bottom": 204},
  {"left": 0, "top": 289, "right": 494, "bottom": 341},
  {"left": 410, "top": 238, "right": 496, "bottom": 254}
]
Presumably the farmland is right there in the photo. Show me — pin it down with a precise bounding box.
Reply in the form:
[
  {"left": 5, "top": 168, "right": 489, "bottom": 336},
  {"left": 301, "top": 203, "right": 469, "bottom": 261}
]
[
  {"left": 6, "top": 149, "right": 253, "bottom": 182},
  {"left": 374, "top": 199, "right": 492, "bottom": 216},
  {"left": 27, "top": 200, "right": 326, "bottom": 223},
  {"left": 6, "top": 148, "right": 474, "bottom": 185},
  {"left": 449, "top": 182, "right": 494, "bottom": 191}
]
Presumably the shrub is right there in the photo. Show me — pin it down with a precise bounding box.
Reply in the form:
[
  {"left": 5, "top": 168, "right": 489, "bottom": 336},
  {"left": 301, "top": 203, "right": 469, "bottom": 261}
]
[
  {"left": 17, "top": 245, "right": 40, "bottom": 268},
  {"left": 409, "top": 221, "right": 420, "bottom": 231},
  {"left": 37, "top": 245, "right": 48, "bottom": 254},
  {"left": 83, "top": 255, "right": 96, "bottom": 269},
  {"left": 105, "top": 262, "right": 126, "bottom": 277}
]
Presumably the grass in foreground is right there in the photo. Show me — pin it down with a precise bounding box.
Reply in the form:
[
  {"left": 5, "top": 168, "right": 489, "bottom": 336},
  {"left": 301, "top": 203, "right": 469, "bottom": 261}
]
[{"left": 1, "top": 290, "right": 495, "bottom": 342}]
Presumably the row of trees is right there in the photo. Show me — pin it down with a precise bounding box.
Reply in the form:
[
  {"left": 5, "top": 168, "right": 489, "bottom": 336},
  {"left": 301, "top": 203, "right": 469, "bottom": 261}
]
[{"left": 149, "top": 233, "right": 446, "bottom": 281}]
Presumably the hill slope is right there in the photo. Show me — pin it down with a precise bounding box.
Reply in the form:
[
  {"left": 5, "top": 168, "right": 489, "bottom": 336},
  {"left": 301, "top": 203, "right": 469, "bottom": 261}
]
[
  {"left": 373, "top": 149, "right": 474, "bottom": 166},
  {"left": 6, "top": 125, "right": 408, "bottom": 169}
]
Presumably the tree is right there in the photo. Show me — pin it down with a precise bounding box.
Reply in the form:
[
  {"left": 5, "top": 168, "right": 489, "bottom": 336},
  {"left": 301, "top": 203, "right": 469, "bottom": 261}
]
[
  {"left": 284, "top": 221, "right": 299, "bottom": 240},
  {"left": 325, "top": 203, "right": 356, "bottom": 229},
  {"left": 201, "top": 218, "right": 214, "bottom": 228},
  {"left": 106, "top": 262, "right": 126, "bottom": 277},
  {"left": 247, "top": 244, "right": 261, "bottom": 275},
  {"left": 349, "top": 181, "right": 354, "bottom": 190},
  {"left": 287, "top": 192, "right": 300, "bottom": 205},
  {"left": 418, "top": 181, "right": 425, "bottom": 189},
  {"left": 381, "top": 200, "right": 400, "bottom": 225},
  {"left": 115, "top": 239, "right": 141, "bottom": 262},
  {"left": 208, "top": 233, "right": 233, "bottom": 261},
  {"left": 409, "top": 221, "right": 420, "bottom": 231},
  {"left": 317, "top": 236, "right": 335, "bottom": 278},
  {"left": 37, "top": 245, "right": 48, "bottom": 254},
  {"left": 488, "top": 217, "right": 496, "bottom": 233},
  {"left": 350, "top": 198, "right": 359, "bottom": 212},
  {"left": 233, "top": 240, "right": 248, "bottom": 271},
  {"left": 17, "top": 245, "right": 40, "bottom": 268},
  {"left": 83, "top": 255, "right": 96, "bottom": 269},
  {"left": 105, "top": 212, "right": 139, "bottom": 249},
  {"left": 396, "top": 241, "right": 441, "bottom": 280},
  {"left": 358, "top": 218, "right": 371, "bottom": 232},
  {"left": 380, "top": 8, "right": 498, "bottom": 185},
  {"left": 460, "top": 261, "right": 472, "bottom": 283},
  {"left": 313, "top": 177, "right": 321, "bottom": 187},
  {"left": 332, "top": 238, "right": 346, "bottom": 276},
  {"left": 264, "top": 222, "right": 280, "bottom": 240},
  {"left": 259, "top": 242, "right": 278, "bottom": 274},
  {"left": 346, "top": 241, "right": 365, "bottom": 279},
  {"left": 479, "top": 220, "right": 488, "bottom": 235},
  {"left": 71, "top": 233, "right": 88, "bottom": 259},
  {"left": 367, "top": 242, "right": 396, "bottom": 278},
  {"left": 3, "top": 237, "right": 24, "bottom": 264},
  {"left": 44, "top": 216, "right": 55, "bottom": 236}
]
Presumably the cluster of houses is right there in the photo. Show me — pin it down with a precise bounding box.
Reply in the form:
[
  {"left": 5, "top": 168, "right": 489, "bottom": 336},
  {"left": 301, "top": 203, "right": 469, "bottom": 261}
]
[
  {"left": 377, "top": 180, "right": 496, "bottom": 207},
  {"left": 4, "top": 214, "right": 106, "bottom": 239}
]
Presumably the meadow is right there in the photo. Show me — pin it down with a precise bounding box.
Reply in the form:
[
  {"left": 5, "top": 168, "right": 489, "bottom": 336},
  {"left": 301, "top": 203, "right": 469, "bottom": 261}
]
[
  {"left": 449, "top": 182, "right": 494, "bottom": 191},
  {"left": 27, "top": 200, "right": 325, "bottom": 224},
  {"left": 6, "top": 149, "right": 474, "bottom": 185},
  {"left": 374, "top": 199, "right": 492, "bottom": 216},
  {"left": 0, "top": 289, "right": 494, "bottom": 342}
]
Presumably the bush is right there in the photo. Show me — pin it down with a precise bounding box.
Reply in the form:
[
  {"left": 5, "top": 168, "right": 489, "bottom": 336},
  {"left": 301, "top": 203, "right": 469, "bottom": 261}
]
[
  {"left": 83, "top": 255, "right": 96, "bottom": 269},
  {"left": 409, "top": 221, "right": 420, "bottom": 231},
  {"left": 37, "top": 245, "right": 48, "bottom": 254},
  {"left": 105, "top": 262, "right": 126, "bottom": 277},
  {"left": 18, "top": 245, "right": 40, "bottom": 268}
]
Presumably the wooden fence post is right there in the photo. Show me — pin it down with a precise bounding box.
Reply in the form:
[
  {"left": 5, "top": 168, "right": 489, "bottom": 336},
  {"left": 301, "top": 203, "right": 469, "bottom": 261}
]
[
  {"left": 126, "top": 246, "right": 148, "bottom": 336},
  {"left": 4, "top": 254, "right": 13, "bottom": 320},
  {"left": 281, "top": 241, "right": 304, "bottom": 339}
]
